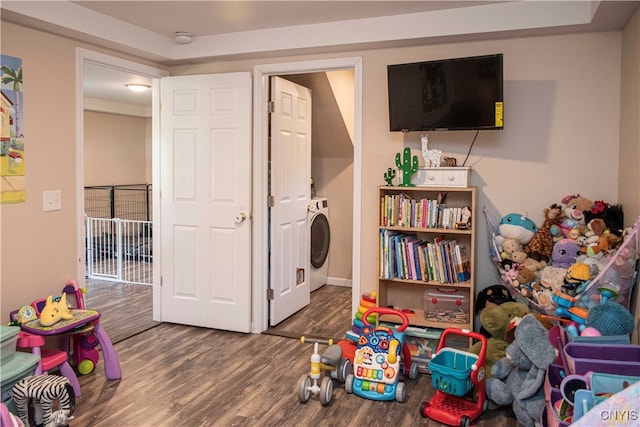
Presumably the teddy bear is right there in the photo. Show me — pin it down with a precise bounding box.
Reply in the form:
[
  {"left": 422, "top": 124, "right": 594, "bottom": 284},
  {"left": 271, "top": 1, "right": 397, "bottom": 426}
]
[
  {"left": 513, "top": 267, "right": 536, "bottom": 298},
  {"left": 486, "top": 314, "right": 558, "bottom": 427},
  {"left": 524, "top": 203, "right": 564, "bottom": 262},
  {"left": 468, "top": 301, "right": 530, "bottom": 379},
  {"left": 500, "top": 237, "right": 528, "bottom": 270},
  {"left": 561, "top": 194, "right": 594, "bottom": 227}
]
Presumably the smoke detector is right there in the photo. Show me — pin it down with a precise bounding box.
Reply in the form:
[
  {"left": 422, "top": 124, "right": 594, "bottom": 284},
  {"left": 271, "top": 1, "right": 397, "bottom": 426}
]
[{"left": 174, "top": 32, "right": 193, "bottom": 44}]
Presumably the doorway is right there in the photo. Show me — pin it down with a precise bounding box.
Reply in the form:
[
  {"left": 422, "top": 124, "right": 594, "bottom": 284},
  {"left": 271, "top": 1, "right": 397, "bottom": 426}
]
[
  {"left": 252, "top": 58, "right": 363, "bottom": 333},
  {"left": 77, "top": 49, "right": 168, "bottom": 341},
  {"left": 266, "top": 71, "right": 355, "bottom": 337}
]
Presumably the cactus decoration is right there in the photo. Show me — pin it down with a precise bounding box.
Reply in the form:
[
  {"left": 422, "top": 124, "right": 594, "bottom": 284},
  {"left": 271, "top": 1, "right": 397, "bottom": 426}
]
[
  {"left": 395, "top": 147, "right": 418, "bottom": 187},
  {"left": 383, "top": 168, "right": 396, "bottom": 186}
]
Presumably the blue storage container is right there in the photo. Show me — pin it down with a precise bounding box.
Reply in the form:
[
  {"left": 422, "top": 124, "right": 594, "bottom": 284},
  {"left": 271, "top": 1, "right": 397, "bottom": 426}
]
[{"left": 429, "top": 347, "right": 477, "bottom": 396}]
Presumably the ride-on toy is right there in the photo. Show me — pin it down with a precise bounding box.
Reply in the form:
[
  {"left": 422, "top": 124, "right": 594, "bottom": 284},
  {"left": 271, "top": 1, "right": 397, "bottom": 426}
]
[
  {"left": 420, "top": 328, "right": 488, "bottom": 427},
  {"left": 297, "top": 336, "right": 352, "bottom": 406},
  {"left": 345, "top": 307, "right": 417, "bottom": 402}
]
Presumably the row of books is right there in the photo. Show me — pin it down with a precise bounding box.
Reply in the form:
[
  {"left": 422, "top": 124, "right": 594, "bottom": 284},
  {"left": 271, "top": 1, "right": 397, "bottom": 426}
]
[
  {"left": 379, "top": 229, "right": 471, "bottom": 284},
  {"left": 380, "top": 194, "right": 469, "bottom": 229}
]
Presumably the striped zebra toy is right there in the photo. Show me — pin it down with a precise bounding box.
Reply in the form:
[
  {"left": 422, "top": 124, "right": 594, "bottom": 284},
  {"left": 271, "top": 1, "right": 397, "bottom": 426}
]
[{"left": 11, "top": 375, "right": 76, "bottom": 427}]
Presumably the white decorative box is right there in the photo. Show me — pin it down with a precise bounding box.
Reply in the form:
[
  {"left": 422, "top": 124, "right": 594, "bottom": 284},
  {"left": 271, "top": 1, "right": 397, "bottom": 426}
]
[{"left": 399, "top": 167, "right": 471, "bottom": 187}]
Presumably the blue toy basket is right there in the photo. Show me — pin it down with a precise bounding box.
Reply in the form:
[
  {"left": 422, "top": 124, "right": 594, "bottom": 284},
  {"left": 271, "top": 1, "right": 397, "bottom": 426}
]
[{"left": 429, "top": 347, "right": 478, "bottom": 396}]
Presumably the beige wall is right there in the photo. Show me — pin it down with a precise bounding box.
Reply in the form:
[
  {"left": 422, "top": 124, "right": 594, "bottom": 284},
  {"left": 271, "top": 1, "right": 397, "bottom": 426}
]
[
  {"left": 0, "top": 21, "right": 165, "bottom": 319},
  {"left": 2, "top": 20, "right": 639, "bottom": 329},
  {"left": 83, "top": 111, "right": 148, "bottom": 186},
  {"left": 620, "top": 6, "right": 640, "bottom": 344},
  {"left": 171, "top": 31, "right": 626, "bottom": 293}
]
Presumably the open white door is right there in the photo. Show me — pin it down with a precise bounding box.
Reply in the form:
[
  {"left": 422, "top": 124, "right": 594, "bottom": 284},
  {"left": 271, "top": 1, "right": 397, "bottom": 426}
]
[
  {"left": 159, "top": 73, "right": 251, "bottom": 332},
  {"left": 269, "top": 76, "right": 312, "bottom": 325}
]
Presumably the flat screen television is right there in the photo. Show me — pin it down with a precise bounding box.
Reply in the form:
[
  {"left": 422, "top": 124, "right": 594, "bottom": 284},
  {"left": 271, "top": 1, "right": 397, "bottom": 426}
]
[{"left": 387, "top": 53, "right": 503, "bottom": 132}]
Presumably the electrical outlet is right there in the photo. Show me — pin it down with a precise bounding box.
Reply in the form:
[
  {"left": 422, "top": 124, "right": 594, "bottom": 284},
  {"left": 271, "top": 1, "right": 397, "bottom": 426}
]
[{"left": 43, "top": 190, "right": 62, "bottom": 211}]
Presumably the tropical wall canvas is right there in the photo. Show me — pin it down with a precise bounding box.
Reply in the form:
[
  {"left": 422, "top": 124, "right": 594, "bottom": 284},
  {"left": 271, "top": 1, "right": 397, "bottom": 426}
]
[{"left": 1, "top": 54, "right": 25, "bottom": 204}]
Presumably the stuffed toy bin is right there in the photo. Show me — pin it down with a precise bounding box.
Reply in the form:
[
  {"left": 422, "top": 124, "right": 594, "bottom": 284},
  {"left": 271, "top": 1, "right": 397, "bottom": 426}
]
[
  {"left": 544, "top": 364, "right": 565, "bottom": 402},
  {"left": 429, "top": 347, "right": 478, "bottom": 397},
  {"left": 563, "top": 342, "right": 640, "bottom": 376},
  {"left": 542, "top": 389, "right": 571, "bottom": 427}
]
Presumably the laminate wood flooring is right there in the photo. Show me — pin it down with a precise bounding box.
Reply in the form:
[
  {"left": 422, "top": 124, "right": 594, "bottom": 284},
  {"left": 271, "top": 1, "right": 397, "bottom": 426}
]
[
  {"left": 265, "top": 285, "right": 353, "bottom": 340},
  {"left": 73, "top": 322, "right": 518, "bottom": 427},
  {"left": 71, "top": 283, "right": 518, "bottom": 427},
  {"left": 84, "top": 279, "right": 160, "bottom": 344}
]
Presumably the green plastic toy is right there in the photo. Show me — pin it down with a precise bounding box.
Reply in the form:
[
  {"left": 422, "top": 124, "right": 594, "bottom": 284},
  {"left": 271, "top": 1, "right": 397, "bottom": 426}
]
[
  {"left": 383, "top": 168, "right": 396, "bottom": 186},
  {"left": 395, "top": 147, "right": 418, "bottom": 187}
]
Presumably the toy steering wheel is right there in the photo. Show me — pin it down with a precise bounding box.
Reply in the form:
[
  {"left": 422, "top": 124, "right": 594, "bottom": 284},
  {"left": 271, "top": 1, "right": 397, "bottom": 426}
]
[{"left": 361, "top": 307, "right": 410, "bottom": 332}]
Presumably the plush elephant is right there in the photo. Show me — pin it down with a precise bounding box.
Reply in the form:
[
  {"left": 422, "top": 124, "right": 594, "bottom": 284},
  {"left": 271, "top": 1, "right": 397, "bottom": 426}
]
[{"left": 486, "top": 314, "right": 557, "bottom": 427}]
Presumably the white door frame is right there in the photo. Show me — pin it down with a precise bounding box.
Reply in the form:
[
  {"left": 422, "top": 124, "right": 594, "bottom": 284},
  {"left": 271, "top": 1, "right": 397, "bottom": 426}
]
[
  {"left": 252, "top": 57, "right": 363, "bottom": 333},
  {"left": 75, "top": 48, "right": 168, "bottom": 319}
]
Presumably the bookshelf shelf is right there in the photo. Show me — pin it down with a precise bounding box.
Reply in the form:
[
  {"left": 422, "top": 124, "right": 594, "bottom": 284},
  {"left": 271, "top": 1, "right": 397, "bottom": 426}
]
[{"left": 377, "top": 185, "right": 477, "bottom": 333}]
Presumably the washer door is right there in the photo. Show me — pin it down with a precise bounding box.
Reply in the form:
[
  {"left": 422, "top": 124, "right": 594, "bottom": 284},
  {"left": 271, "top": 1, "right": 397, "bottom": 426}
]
[{"left": 310, "top": 213, "right": 330, "bottom": 269}]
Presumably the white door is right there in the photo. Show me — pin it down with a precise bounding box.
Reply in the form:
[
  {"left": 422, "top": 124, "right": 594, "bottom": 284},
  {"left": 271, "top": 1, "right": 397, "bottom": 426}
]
[
  {"left": 159, "top": 73, "right": 252, "bottom": 332},
  {"left": 269, "top": 76, "right": 312, "bottom": 325}
]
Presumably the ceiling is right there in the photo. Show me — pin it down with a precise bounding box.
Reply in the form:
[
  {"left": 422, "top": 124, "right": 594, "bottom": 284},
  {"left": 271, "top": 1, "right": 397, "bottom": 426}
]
[{"left": 2, "top": 1, "right": 639, "bottom": 110}]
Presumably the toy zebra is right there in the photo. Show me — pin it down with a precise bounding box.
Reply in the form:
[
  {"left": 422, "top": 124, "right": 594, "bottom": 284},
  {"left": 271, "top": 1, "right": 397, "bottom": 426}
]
[{"left": 11, "top": 375, "right": 76, "bottom": 427}]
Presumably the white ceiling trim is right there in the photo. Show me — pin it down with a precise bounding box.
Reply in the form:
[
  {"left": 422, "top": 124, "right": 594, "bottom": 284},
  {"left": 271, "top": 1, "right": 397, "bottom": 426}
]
[
  {"left": 5, "top": 1, "right": 598, "bottom": 63},
  {"left": 175, "top": 1, "right": 595, "bottom": 60}
]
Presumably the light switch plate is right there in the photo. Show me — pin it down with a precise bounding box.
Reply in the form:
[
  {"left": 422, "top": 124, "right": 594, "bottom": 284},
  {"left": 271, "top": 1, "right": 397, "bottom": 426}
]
[{"left": 43, "top": 190, "right": 62, "bottom": 211}]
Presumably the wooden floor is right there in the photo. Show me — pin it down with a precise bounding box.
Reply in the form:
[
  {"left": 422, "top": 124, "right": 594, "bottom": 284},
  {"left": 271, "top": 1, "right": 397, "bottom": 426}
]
[
  {"left": 85, "top": 279, "right": 160, "bottom": 344},
  {"left": 72, "top": 285, "right": 518, "bottom": 426}
]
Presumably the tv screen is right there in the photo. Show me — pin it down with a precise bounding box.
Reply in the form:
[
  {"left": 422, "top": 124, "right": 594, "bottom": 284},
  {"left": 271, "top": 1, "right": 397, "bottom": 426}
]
[{"left": 388, "top": 54, "right": 503, "bottom": 132}]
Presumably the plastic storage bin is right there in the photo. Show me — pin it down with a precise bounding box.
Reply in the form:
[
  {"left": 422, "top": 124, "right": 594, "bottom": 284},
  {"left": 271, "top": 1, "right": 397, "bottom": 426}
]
[
  {"left": 424, "top": 288, "right": 470, "bottom": 324},
  {"left": 563, "top": 342, "right": 640, "bottom": 376},
  {"left": 428, "top": 347, "right": 477, "bottom": 396},
  {"left": 0, "top": 326, "right": 20, "bottom": 365}
]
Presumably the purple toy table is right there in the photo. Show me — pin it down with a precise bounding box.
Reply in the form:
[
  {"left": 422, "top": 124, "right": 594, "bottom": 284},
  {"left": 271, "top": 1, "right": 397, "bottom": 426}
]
[{"left": 22, "top": 309, "right": 122, "bottom": 380}]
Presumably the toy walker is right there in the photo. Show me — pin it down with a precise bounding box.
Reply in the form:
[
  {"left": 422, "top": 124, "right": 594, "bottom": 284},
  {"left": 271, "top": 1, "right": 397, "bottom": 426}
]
[
  {"left": 297, "top": 336, "right": 352, "bottom": 406},
  {"left": 345, "top": 307, "right": 417, "bottom": 403},
  {"left": 420, "top": 328, "right": 488, "bottom": 427}
]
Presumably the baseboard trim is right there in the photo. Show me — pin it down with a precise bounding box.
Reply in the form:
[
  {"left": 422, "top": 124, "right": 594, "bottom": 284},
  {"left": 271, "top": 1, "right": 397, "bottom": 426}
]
[{"left": 327, "top": 277, "right": 352, "bottom": 287}]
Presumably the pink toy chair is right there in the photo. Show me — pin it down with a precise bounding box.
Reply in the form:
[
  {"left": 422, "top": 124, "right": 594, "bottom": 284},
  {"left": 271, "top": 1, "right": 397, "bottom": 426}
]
[{"left": 15, "top": 331, "right": 82, "bottom": 397}]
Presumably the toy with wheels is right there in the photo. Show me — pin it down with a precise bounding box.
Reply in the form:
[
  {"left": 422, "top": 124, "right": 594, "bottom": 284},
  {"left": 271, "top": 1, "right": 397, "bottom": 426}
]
[
  {"left": 297, "top": 336, "right": 352, "bottom": 406},
  {"left": 344, "top": 307, "right": 417, "bottom": 402},
  {"left": 62, "top": 280, "right": 100, "bottom": 375},
  {"left": 420, "top": 328, "right": 488, "bottom": 427}
]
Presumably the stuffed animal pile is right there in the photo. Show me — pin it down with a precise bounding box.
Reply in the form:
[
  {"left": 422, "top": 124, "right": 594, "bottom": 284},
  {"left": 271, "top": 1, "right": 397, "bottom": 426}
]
[{"left": 490, "top": 194, "right": 636, "bottom": 319}]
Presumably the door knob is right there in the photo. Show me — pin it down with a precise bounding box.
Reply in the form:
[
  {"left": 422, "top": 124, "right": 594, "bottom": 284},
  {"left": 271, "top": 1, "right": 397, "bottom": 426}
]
[{"left": 234, "top": 213, "right": 247, "bottom": 224}]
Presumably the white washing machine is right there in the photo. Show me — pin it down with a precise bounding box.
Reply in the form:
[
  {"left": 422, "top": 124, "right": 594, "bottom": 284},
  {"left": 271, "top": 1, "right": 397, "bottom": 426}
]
[{"left": 309, "top": 197, "right": 330, "bottom": 291}]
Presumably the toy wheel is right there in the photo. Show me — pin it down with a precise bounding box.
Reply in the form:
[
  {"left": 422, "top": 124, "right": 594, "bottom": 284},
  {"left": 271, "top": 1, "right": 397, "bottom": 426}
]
[
  {"left": 77, "top": 359, "right": 95, "bottom": 375},
  {"left": 408, "top": 362, "right": 418, "bottom": 380},
  {"left": 319, "top": 376, "right": 333, "bottom": 406},
  {"left": 395, "top": 381, "right": 406, "bottom": 403},
  {"left": 419, "top": 401, "right": 429, "bottom": 417},
  {"left": 345, "top": 373, "right": 354, "bottom": 394},
  {"left": 336, "top": 358, "right": 352, "bottom": 382},
  {"left": 297, "top": 374, "right": 311, "bottom": 403},
  {"left": 459, "top": 415, "right": 470, "bottom": 427}
]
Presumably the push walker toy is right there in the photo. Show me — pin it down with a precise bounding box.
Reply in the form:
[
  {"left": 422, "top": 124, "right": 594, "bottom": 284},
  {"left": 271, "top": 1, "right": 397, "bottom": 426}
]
[
  {"left": 345, "top": 307, "right": 417, "bottom": 403},
  {"left": 420, "top": 328, "right": 488, "bottom": 427},
  {"left": 297, "top": 336, "right": 352, "bottom": 406}
]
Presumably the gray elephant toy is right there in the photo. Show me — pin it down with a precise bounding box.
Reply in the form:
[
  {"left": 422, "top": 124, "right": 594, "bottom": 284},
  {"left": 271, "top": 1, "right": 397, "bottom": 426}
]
[{"left": 486, "top": 314, "right": 557, "bottom": 427}]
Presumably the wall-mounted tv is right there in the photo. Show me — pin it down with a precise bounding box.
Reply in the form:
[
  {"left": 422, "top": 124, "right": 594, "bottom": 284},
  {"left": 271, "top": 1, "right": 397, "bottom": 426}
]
[{"left": 388, "top": 53, "right": 503, "bottom": 132}]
